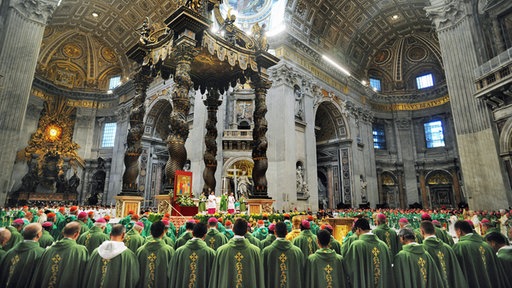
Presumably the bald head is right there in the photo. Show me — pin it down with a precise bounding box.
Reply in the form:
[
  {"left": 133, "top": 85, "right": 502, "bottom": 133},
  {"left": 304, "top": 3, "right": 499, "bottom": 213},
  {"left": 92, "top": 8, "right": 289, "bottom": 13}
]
[
  {"left": 0, "top": 228, "right": 11, "bottom": 246},
  {"left": 23, "top": 223, "right": 42, "bottom": 241},
  {"left": 62, "top": 221, "right": 81, "bottom": 239}
]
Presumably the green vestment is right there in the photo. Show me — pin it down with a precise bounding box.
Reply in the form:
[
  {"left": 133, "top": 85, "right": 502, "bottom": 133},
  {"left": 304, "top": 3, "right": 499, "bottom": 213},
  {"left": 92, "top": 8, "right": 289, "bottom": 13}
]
[
  {"left": 343, "top": 233, "right": 395, "bottom": 288},
  {"left": 292, "top": 229, "right": 319, "bottom": 258},
  {"left": 170, "top": 238, "right": 216, "bottom": 288},
  {"left": 124, "top": 229, "right": 146, "bottom": 253},
  {"left": 306, "top": 248, "right": 345, "bottom": 288},
  {"left": 30, "top": 238, "right": 89, "bottom": 288},
  {"left": 136, "top": 239, "right": 174, "bottom": 288},
  {"left": 204, "top": 228, "right": 228, "bottom": 250},
  {"left": 373, "top": 223, "right": 400, "bottom": 256},
  {"left": 0, "top": 241, "right": 45, "bottom": 288},
  {"left": 453, "top": 233, "right": 508, "bottom": 288},
  {"left": 219, "top": 194, "right": 227, "bottom": 211},
  {"left": 245, "top": 232, "right": 262, "bottom": 249},
  {"left": 497, "top": 246, "right": 512, "bottom": 286},
  {"left": 83, "top": 241, "right": 139, "bottom": 288},
  {"left": 174, "top": 231, "right": 192, "bottom": 249},
  {"left": 310, "top": 221, "right": 319, "bottom": 235},
  {"left": 39, "top": 230, "right": 54, "bottom": 248},
  {"left": 260, "top": 234, "right": 276, "bottom": 249},
  {"left": 208, "top": 237, "right": 264, "bottom": 288},
  {"left": 3, "top": 227, "right": 23, "bottom": 251},
  {"left": 252, "top": 227, "right": 269, "bottom": 241},
  {"left": 77, "top": 220, "right": 89, "bottom": 236},
  {"left": 139, "top": 218, "right": 151, "bottom": 238},
  {"left": 77, "top": 226, "right": 109, "bottom": 253},
  {"left": 422, "top": 236, "right": 467, "bottom": 288},
  {"left": 223, "top": 228, "right": 234, "bottom": 240},
  {"left": 393, "top": 243, "right": 445, "bottom": 288},
  {"left": 329, "top": 235, "right": 342, "bottom": 255},
  {"left": 340, "top": 233, "right": 357, "bottom": 257},
  {"left": 262, "top": 239, "right": 305, "bottom": 288}
]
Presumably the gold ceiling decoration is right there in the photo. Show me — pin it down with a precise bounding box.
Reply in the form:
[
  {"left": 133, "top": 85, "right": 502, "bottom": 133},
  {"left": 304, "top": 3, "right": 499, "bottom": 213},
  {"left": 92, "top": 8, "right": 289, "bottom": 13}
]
[{"left": 24, "top": 95, "right": 82, "bottom": 175}]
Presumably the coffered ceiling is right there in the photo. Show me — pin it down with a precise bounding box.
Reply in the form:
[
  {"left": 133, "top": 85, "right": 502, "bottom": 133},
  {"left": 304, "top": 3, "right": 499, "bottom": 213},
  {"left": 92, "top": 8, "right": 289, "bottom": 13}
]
[{"left": 43, "top": 0, "right": 436, "bottom": 83}]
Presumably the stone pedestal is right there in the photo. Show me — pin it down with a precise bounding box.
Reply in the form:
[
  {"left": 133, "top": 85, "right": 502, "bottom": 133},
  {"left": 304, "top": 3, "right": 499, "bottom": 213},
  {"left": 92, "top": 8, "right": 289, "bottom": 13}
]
[
  {"left": 247, "top": 198, "right": 275, "bottom": 214},
  {"left": 155, "top": 194, "right": 172, "bottom": 214},
  {"left": 325, "top": 217, "right": 354, "bottom": 243},
  {"left": 114, "top": 195, "right": 143, "bottom": 218}
]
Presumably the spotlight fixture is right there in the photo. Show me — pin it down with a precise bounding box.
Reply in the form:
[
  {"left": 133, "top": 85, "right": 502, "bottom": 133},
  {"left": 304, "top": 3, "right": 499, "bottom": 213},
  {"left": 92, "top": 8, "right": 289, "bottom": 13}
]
[
  {"left": 92, "top": 12, "right": 99, "bottom": 18},
  {"left": 392, "top": 15, "right": 399, "bottom": 20},
  {"left": 322, "top": 55, "right": 351, "bottom": 76}
]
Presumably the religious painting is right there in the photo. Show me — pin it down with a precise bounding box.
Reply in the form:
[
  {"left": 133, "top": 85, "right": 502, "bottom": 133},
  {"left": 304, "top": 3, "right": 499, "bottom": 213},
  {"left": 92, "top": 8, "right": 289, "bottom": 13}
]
[{"left": 174, "top": 170, "right": 192, "bottom": 200}]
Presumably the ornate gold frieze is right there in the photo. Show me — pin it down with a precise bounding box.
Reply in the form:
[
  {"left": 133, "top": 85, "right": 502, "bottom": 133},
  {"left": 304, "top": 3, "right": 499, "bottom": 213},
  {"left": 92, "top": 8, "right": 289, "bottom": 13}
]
[
  {"left": 32, "top": 88, "right": 118, "bottom": 109},
  {"left": 372, "top": 95, "right": 450, "bottom": 111}
]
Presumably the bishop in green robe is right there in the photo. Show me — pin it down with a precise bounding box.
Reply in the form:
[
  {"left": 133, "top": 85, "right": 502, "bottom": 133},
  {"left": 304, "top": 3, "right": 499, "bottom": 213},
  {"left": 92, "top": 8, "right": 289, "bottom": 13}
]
[
  {"left": 262, "top": 222, "right": 305, "bottom": 288},
  {"left": 485, "top": 231, "right": 512, "bottom": 286},
  {"left": 30, "top": 222, "right": 89, "bottom": 288},
  {"left": 340, "top": 232, "right": 357, "bottom": 257},
  {"left": 4, "top": 222, "right": 23, "bottom": 251},
  {"left": 453, "top": 220, "right": 508, "bottom": 288},
  {"left": 204, "top": 219, "right": 228, "bottom": 250},
  {"left": 174, "top": 221, "right": 194, "bottom": 249},
  {"left": 260, "top": 224, "right": 276, "bottom": 249},
  {"left": 136, "top": 221, "right": 174, "bottom": 288},
  {"left": 394, "top": 228, "right": 445, "bottom": 288},
  {"left": 292, "top": 220, "right": 318, "bottom": 258},
  {"left": 343, "top": 218, "right": 395, "bottom": 288},
  {"left": 83, "top": 224, "right": 139, "bottom": 288},
  {"left": 421, "top": 221, "right": 467, "bottom": 288},
  {"left": 373, "top": 214, "right": 400, "bottom": 256},
  {"left": 170, "top": 222, "right": 216, "bottom": 288},
  {"left": 39, "top": 222, "right": 55, "bottom": 248},
  {"left": 77, "top": 219, "right": 110, "bottom": 253},
  {"left": 219, "top": 193, "right": 228, "bottom": 212},
  {"left": 0, "top": 223, "right": 45, "bottom": 288},
  {"left": 245, "top": 231, "right": 262, "bottom": 249},
  {"left": 124, "top": 222, "right": 146, "bottom": 253},
  {"left": 209, "top": 218, "right": 264, "bottom": 288},
  {"left": 306, "top": 230, "right": 346, "bottom": 288}
]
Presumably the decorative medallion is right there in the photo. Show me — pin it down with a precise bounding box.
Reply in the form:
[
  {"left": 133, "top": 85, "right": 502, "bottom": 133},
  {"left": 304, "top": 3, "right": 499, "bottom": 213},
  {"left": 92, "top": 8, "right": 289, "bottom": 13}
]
[
  {"left": 62, "top": 43, "right": 82, "bottom": 59},
  {"left": 407, "top": 46, "right": 427, "bottom": 62},
  {"left": 374, "top": 49, "right": 390, "bottom": 65},
  {"left": 101, "top": 47, "right": 117, "bottom": 63}
]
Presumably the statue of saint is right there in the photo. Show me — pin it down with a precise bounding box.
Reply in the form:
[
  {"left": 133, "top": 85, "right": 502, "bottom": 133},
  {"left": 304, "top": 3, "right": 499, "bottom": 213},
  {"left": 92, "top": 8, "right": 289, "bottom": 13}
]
[
  {"left": 68, "top": 172, "right": 80, "bottom": 193},
  {"left": 237, "top": 170, "right": 252, "bottom": 199},
  {"left": 294, "top": 86, "right": 304, "bottom": 119}
]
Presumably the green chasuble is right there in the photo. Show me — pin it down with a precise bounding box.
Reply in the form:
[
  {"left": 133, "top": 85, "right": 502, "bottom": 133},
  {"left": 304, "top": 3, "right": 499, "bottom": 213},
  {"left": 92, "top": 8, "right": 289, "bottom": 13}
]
[
  {"left": 139, "top": 218, "right": 151, "bottom": 238},
  {"left": 223, "top": 228, "right": 234, "bottom": 240},
  {"left": 497, "top": 246, "right": 512, "bottom": 286},
  {"left": 77, "top": 220, "right": 89, "bottom": 236},
  {"left": 3, "top": 227, "right": 23, "bottom": 251},
  {"left": 0, "top": 241, "right": 45, "bottom": 288},
  {"left": 136, "top": 239, "right": 174, "bottom": 288},
  {"left": 252, "top": 227, "right": 269, "bottom": 241},
  {"left": 340, "top": 233, "right": 357, "bottom": 257},
  {"left": 422, "top": 236, "right": 467, "bottom": 288},
  {"left": 30, "top": 238, "right": 88, "bottom": 288},
  {"left": 373, "top": 224, "right": 400, "bottom": 256},
  {"left": 209, "top": 237, "right": 264, "bottom": 288},
  {"left": 453, "top": 233, "right": 508, "bottom": 288},
  {"left": 393, "top": 243, "right": 444, "bottom": 288},
  {"left": 292, "top": 229, "right": 319, "bottom": 258},
  {"left": 170, "top": 238, "right": 216, "bottom": 288},
  {"left": 39, "top": 230, "right": 55, "bottom": 249},
  {"left": 124, "top": 229, "right": 146, "bottom": 253},
  {"left": 174, "top": 231, "right": 192, "bottom": 250},
  {"left": 219, "top": 194, "right": 227, "bottom": 211},
  {"left": 306, "top": 248, "right": 345, "bottom": 288},
  {"left": 83, "top": 241, "right": 139, "bottom": 288},
  {"left": 0, "top": 248, "right": 6, "bottom": 261},
  {"left": 261, "top": 234, "right": 276, "bottom": 249},
  {"left": 329, "top": 235, "right": 342, "bottom": 255},
  {"left": 343, "top": 233, "right": 395, "bottom": 288},
  {"left": 77, "top": 226, "right": 109, "bottom": 253},
  {"left": 204, "top": 228, "right": 228, "bottom": 250},
  {"left": 244, "top": 232, "right": 262, "bottom": 249},
  {"left": 262, "top": 239, "right": 305, "bottom": 288}
]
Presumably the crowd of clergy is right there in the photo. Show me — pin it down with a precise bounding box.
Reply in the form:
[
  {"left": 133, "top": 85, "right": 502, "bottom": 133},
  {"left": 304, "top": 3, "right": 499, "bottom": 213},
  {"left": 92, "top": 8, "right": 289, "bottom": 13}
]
[{"left": 0, "top": 205, "right": 511, "bottom": 287}]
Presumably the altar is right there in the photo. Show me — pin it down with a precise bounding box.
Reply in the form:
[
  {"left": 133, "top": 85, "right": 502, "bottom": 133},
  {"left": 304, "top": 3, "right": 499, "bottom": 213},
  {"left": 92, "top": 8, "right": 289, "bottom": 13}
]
[{"left": 324, "top": 217, "right": 355, "bottom": 243}]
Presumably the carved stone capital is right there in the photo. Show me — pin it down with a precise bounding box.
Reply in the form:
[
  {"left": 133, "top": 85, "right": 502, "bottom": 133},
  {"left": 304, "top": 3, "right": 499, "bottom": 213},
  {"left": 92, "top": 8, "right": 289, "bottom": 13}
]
[
  {"left": 425, "top": 0, "right": 470, "bottom": 31},
  {"left": 11, "top": 0, "right": 59, "bottom": 25}
]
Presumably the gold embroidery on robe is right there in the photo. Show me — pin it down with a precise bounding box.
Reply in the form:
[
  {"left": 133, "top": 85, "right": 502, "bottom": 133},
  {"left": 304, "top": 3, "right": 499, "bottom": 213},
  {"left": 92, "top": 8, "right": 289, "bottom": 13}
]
[
  {"left": 209, "top": 237, "right": 216, "bottom": 249},
  {"left": 479, "top": 246, "right": 487, "bottom": 268},
  {"left": 385, "top": 231, "right": 391, "bottom": 248},
  {"left": 324, "top": 264, "right": 333, "bottom": 288},
  {"left": 100, "top": 258, "right": 111, "bottom": 288},
  {"left": 6, "top": 254, "right": 20, "bottom": 287},
  {"left": 372, "top": 247, "right": 381, "bottom": 286},
  {"left": 48, "top": 254, "right": 62, "bottom": 288},
  {"left": 279, "top": 253, "right": 287, "bottom": 288},
  {"left": 85, "top": 233, "right": 92, "bottom": 247},
  {"left": 437, "top": 251, "right": 448, "bottom": 284},
  {"left": 188, "top": 252, "right": 198, "bottom": 288},
  {"left": 148, "top": 253, "right": 157, "bottom": 287},
  {"left": 307, "top": 237, "right": 314, "bottom": 255},
  {"left": 418, "top": 257, "right": 427, "bottom": 284},
  {"left": 235, "top": 252, "right": 244, "bottom": 288}
]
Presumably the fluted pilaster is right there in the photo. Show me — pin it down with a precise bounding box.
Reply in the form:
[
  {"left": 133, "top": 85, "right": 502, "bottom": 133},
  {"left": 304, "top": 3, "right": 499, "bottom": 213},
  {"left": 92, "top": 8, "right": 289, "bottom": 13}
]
[{"left": 0, "top": 0, "right": 58, "bottom": 205}]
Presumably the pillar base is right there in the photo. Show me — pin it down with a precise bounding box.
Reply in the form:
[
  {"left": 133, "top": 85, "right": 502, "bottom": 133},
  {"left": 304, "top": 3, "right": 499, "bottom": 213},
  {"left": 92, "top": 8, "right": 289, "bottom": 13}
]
[
  {"left": 247, "top": 198, "right": 275, "bottom": 214},
  {"left": 114, "top": 195, "right": 143, "bottom": 218}
]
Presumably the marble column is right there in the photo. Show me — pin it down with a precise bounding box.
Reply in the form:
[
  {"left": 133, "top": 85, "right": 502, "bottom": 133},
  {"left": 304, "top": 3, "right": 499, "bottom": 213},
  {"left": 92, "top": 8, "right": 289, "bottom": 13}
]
[
  {"left": 202, "top": 89, "right": 222, "bottom": 192},
  {"left": 426, "top": 0, "right": 511, "bottom": 209},
  {"left": 0, "top": 0, "right": 59, "bottom": 205}
]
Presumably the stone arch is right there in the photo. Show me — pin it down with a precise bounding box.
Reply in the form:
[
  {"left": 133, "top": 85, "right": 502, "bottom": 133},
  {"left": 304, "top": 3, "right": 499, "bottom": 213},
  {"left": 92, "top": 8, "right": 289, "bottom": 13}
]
[
  {"left": 499, "top": 117, "right": 512, "bottom": 154},
  {"left": 145, "top": 98, "right": 172, "bottom": 141},
  {"left": 425, "top": 169, "right": 455, "bottom": 208},
  {"left": 314, "top": 99, "right": 350, "bottom": 142}
]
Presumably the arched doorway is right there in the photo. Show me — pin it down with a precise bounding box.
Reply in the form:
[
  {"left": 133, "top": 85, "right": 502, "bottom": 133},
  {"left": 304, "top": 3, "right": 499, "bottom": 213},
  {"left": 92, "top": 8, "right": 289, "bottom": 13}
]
[
  {"left": 426, "top": 170, "right": 454, "bottom": 208},
  {"left": 315, "top": 100, "right": 351, "bottom": 208},
  {"left": 223, "top": 158, "right": 254, "bottom": 200},
  {"left": 380, "top": 171, "right": 399, "bottom": 208}
]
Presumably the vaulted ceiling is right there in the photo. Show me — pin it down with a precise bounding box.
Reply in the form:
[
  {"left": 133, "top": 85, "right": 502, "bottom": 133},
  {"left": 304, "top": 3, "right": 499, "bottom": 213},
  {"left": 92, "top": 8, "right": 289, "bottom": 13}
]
[{"left": 41, "top": 0, "right": 437, "bottom": 90}]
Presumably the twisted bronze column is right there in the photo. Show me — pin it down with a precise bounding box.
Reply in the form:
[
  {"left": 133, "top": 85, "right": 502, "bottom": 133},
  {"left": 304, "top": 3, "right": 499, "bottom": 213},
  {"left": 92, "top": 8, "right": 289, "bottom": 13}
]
[
  {"left": 164, "top": 45, "right": 196, "bottom": 191},
  {"left": 202, "top": 88, "right": 222, "bottom": 192},
  {"left": 251, "top": 75, "right": 272, "bottom": 198},
  {"left": 122, "top": 70, "right": 153, "bottom": 194}
]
